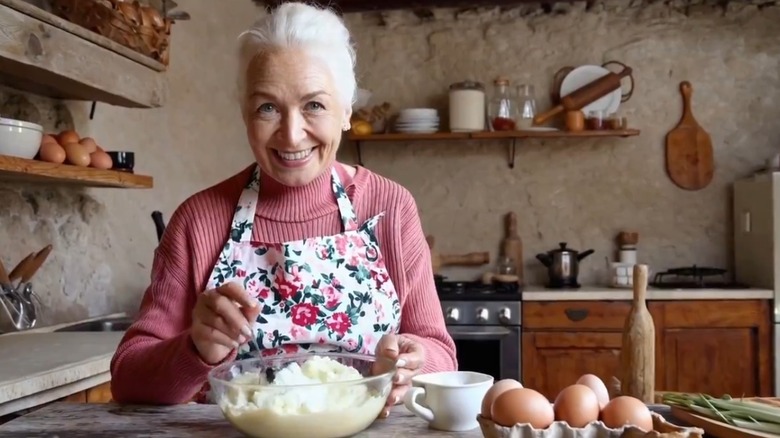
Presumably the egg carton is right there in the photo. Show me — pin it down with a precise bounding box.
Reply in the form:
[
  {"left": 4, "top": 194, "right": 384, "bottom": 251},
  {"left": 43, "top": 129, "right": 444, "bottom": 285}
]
[{"left": 477, "top": 412, "right": 704, "bottom": 438}]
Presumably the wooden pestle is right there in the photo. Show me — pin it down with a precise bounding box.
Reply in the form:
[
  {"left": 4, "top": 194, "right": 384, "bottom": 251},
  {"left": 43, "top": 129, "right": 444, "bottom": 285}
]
[{"left": 620, "top": 264, "right": 655, "bottom": 403}]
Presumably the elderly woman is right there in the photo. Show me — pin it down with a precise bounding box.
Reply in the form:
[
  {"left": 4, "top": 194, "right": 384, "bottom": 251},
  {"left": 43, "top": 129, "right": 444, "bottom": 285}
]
[{"left": 109, "top": 2, "right": 456, "bottom": 415}]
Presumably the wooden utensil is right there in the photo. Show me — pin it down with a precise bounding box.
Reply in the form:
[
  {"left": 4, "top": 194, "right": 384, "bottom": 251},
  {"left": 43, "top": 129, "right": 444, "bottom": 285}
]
[
  {"left": 665, "top": 81, "right": 714, "bottom": 191},
  {"left": 0, "top": 259, "right": 11, "bottom": 289},
  {"left": 671, "top": 406, "right": 773, "bottom": 438},
  {"left": 533, "top": 65, "right": 633, "bottom": 125},
  {"left": 501, "top": 212, "right": 524, "bottom": 283},
  {"left": 8, "top": 252, "right": 35, "bottom": 282},
  {"left": 19, "top": 245, "right": 53, "bottom": 284},
  {"left": 426, "top": 235, "right": 490, "bottom": 275},
  {"left": 619, "top": 264, "right": 655, "bottom": 403}
]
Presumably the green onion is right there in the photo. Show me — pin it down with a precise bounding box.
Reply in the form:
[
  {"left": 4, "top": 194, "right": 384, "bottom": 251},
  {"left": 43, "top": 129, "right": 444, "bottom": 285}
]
[{"left": 662, "top": 392, "right": 780, "bottom": 434}]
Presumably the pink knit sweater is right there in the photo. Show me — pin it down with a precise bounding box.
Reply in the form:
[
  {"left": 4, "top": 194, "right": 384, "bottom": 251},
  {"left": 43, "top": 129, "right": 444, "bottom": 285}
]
[{"left": 110, "top": 162, "right": 457, "bottom": 404}]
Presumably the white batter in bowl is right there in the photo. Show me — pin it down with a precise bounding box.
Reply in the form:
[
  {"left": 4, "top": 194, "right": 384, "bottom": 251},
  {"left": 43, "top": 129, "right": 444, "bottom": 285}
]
[{"left": 208, "top": 352, "right": 396, "bottom": 438}]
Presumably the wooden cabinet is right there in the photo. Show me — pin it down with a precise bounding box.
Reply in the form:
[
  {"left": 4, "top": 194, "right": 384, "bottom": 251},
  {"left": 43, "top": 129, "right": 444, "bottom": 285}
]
[
  {"left": 651, "top": 300, "right": 772, "bottom": 398},
  {"left": 60, "top": 382, "right": 113, "bottom": 404},
  {"left": 522, "top": 300, "right": 772, "bottom": 401}
]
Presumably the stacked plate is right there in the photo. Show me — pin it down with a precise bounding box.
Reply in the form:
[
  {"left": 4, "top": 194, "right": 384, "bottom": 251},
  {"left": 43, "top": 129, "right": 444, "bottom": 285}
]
[{"left": 394, "top": 108, "right": 439, "bottom": 134}]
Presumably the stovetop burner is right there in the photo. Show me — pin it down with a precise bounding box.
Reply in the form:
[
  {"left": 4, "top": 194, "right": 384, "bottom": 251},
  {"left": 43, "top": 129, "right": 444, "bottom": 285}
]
[
  {"left": 650, "top": 265, "right": 749, "bottom": 289},
  {"left": 435, "top": 277, "right": 522, "bottom": 301}
]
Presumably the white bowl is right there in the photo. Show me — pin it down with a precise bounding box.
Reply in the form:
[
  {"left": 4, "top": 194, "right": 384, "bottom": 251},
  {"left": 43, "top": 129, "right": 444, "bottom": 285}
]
[{"left": 0, "top": 117, "right": 43, "bottom": 159}]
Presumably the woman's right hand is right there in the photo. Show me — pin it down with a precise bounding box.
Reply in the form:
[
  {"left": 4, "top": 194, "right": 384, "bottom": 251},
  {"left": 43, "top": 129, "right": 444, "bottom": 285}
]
[{"left": 191, "top": 282, "right": 260, "bottom": 364}]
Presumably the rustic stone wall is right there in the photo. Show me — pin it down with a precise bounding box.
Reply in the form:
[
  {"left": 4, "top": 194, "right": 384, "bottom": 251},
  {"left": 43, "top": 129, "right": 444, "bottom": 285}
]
[
  {"left": 1, "top": 0, "right": 778, "bottom": 326},
  {"left": 0, "top": 0, "right": 256, "bottom": 325},
  {"left": 338, "top": 0, "right": 780, "bottom": 285}
]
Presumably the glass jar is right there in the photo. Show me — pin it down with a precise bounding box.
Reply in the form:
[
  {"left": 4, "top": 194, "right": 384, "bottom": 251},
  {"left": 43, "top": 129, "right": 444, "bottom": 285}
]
[
  {"left": 488, "top": 77, "right": 517, "bottom": 131},
  {"left": 516, "top": 84, "right": 537, "bottom": 129},
  {"left": 448, "top": 80, "right": 486, "bottom": 132}
]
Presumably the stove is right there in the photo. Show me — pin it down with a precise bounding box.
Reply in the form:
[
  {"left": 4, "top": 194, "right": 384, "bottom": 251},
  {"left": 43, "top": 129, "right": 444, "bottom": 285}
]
[
  {"left": 650, "top": 265, "right": 749, "bottom": 289},
  {"left": 435, "top": 277, "right": 522, "bottom": 381},
  {"left": 435, "top": 277, "right": 522, "bottom": 301}
]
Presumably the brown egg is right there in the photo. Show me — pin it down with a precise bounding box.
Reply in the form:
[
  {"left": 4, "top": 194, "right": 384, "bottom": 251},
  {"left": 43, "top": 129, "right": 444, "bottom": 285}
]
[
  {"left": 601, "top": 396, "right": 653, "bottom": 431},
  {"left": 63, "top": 142, "right": 91, "bottom": 167},
  {"left": 491, "top": 387, "right": 554, "bottom": 429},
  {"left": 89, "top": 150, "right": 113, "bottom": 169},
  {"left": 553, "top": 384, "right": 600, "bottom": 428},
  {"left": 39, "top": 141, "right": 66, "bottom": 164},
  {"left": 78, "top": 137, "right": 98, "bottom": 154},
  {"left": 481, "top": 379, "right": 523, "bottom": 418},
  {"left": 576, "top": 374, "right": 610, "bottom": 409},
  {"left": 58, "top": 130, "right": 80, "bottom": 145},
  {"left": 41, "top": 134, "right": 59, "bottom": 146}
]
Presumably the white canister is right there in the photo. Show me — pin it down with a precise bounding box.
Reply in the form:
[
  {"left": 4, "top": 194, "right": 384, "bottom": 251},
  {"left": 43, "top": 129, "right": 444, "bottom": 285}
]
[
  {"left": 449, "top": 81, "right": 486, "bottom": 132},
  {"left": 619, "top": 249, "right": 637, "bottom": 264}
]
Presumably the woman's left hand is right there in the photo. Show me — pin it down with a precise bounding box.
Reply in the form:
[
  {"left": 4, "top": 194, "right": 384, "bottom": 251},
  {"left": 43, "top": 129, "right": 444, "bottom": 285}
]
[{"left": 374, "top": 334, "right": 426, "bottom": 418}]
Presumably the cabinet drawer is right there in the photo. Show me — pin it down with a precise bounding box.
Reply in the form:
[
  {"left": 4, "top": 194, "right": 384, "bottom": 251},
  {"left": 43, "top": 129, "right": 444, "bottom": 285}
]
[{"left": 523, "top": 301, "right": 632, "bottom": 330}]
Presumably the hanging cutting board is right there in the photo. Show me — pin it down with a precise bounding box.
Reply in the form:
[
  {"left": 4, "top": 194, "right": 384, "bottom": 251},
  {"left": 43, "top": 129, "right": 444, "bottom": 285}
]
[
  {"left": 670, "top": 406, "right": 775, "bottom": 438},
  {"left": 665, "top": 81, "right": 714, "bottom": 191}
]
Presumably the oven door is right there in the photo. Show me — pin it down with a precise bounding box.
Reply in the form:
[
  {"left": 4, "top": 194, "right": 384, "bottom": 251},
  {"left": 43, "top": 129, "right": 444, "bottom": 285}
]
[{"left": 447, "top": 325, "right": 521, "bottom": 381}]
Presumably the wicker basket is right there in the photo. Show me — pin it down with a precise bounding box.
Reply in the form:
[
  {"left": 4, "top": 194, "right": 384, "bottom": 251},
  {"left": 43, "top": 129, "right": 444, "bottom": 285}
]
[{"left": 49, "top": 0, "right": 173, "bottom": 66}]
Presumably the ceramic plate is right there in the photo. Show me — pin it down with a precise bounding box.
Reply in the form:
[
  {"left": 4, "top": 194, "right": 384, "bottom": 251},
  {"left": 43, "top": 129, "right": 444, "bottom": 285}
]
[{"left": 560, "top": 65, "right": 621, "bottom": 115}]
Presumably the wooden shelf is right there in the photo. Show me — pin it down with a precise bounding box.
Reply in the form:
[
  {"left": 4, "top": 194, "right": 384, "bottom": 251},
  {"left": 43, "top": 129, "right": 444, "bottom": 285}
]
[
  {"left": 0, "top": 0, "right": 168, "bottom": 108},
  {"left": 347, "top": 129, "right": 640, "bottom": 168},
  {"left": 0, "top": 155, "right": 153, "bottom": 188}
]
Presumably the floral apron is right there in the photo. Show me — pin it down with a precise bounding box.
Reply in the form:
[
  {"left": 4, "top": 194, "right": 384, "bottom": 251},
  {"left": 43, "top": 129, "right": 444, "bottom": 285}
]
[{"left": 195, "top": 165, "right": 401, "bottom": 402}]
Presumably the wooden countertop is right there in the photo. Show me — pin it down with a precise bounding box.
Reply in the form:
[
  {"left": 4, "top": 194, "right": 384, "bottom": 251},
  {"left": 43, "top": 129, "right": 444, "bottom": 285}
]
[
  {"left": 0, "top": 330, "right": 125, "bottom": 416},
  {"left": 521, "top": 285, "right": 774, "bottom": 301},
  {"left": 0, "top": 402, "right": 480, "bottom": 437}
]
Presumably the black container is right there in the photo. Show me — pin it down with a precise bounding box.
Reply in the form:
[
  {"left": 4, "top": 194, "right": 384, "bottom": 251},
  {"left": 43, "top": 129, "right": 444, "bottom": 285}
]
[{"left": 106, "top": 151, "right": 134, "bottom": 173}]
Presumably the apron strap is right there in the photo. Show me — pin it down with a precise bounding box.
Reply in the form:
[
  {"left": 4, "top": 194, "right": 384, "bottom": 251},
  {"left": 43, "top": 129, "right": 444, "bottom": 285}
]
[
  {"left": 330, "top": 167, "right": 358, "bottom": 232},
  {"left": 231, "top": 166, "right": 261, "bottom": 243}
]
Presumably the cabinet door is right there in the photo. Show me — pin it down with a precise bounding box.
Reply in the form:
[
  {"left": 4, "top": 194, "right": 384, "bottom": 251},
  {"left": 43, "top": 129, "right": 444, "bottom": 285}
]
[
  {"left": 651, "top": 300, "right": 772, "bottom": 397},
  {"left": 522, "top": 331, "right": 622, "bottom": 401},
  {"left": 85, "top": 382, "right": 113, "bottom": 403}
]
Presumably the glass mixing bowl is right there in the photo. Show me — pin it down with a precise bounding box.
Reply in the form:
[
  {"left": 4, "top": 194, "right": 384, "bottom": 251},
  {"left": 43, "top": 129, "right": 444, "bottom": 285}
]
[{"left": 207, "top": 352, "right": 396, "bottom": 438}]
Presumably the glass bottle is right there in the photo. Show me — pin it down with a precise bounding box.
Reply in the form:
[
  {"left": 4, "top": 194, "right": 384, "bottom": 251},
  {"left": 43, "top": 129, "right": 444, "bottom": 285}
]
[
  {"left": 516, "top": 84, "right": 537, "bottom": 129},
  {"left": 488, "top": 77, "right": 517, "bottom": 131}
]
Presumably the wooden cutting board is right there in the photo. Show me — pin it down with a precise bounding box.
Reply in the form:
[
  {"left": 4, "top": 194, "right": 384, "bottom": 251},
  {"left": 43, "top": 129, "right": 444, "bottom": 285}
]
[
  {"left": 665, "top": 81, "right": 714, "bottom": 191},
  {"left": 671, "top": 406, "right": 776, "bottom": 438}
]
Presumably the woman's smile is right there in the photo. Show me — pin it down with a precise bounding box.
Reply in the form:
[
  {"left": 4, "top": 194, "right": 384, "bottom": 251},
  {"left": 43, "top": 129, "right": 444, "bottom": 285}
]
[{"left": 273, "top": 147, "right": 317, "bottom": 168}]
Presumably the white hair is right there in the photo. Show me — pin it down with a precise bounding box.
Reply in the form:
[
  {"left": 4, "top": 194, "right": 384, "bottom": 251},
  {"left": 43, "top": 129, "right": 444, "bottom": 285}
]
[{"left": 237, "top": 2, "right": 357, "bottom": 111}]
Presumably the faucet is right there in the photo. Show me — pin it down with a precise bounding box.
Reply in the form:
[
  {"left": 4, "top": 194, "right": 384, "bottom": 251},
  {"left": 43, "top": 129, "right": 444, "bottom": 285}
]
[{"left": 0, "top": 282, "right": 40, "bottom": 333}]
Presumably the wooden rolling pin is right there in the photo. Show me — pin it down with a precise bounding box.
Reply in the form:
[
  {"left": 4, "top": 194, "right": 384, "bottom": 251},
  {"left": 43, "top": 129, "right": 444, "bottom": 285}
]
[
  {"left": 534, "top": 65, "right": 633, "bottom": 125},
  {"left": 426, "top": 235, "right": 490, "bottom": 275},
  {"left": 501, "top": 212, "right": 524, "bottom": 283},
  {"left": 620, "top": 264, "right": 655, "bottom": 403}
]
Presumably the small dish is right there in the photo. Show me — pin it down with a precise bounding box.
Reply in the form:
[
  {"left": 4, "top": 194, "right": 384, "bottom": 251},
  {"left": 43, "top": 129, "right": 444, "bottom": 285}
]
[{"left": 105, "top": 151, "right": 134, "bottom": 172}]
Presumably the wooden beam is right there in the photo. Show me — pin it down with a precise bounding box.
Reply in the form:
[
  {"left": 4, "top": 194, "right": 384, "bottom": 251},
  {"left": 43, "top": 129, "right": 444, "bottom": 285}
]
[{"left": 262, "top": 0, "right": 559, "bottom": 13}]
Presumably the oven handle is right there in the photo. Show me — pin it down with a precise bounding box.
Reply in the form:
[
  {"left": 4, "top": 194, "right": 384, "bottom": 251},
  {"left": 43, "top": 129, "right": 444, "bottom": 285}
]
[{"left": 447, "top": 326, "right": 513, "bottom": 339}]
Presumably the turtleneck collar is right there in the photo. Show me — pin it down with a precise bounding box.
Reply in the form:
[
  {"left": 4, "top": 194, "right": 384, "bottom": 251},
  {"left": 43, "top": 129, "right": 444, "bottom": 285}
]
[{"left": 254, "top": 163, "right": 345, "bottom": 222}]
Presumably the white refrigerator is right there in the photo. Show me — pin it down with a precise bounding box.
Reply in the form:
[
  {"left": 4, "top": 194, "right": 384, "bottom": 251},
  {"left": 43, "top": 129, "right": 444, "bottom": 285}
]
[{"left": 733, "top": 172, "right": 780, "bottom": 395}]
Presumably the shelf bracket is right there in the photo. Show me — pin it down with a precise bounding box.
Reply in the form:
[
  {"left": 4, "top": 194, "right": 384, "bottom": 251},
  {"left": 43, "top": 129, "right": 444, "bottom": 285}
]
[
  {"left": 355, "top": 141, "right": 364, "bottom": 166},
  {"left": 508, "top": 139, "right": 517, "bottom": 169}
]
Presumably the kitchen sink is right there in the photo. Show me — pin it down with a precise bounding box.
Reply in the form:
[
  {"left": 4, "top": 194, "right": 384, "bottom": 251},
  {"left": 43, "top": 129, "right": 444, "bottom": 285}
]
[{"left": 54, "top": 316, "right": 134, "bottom": 332}]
